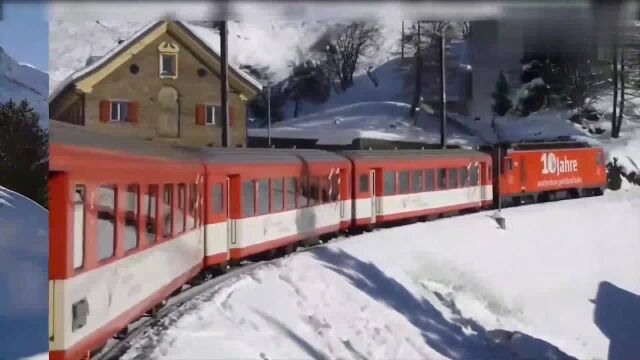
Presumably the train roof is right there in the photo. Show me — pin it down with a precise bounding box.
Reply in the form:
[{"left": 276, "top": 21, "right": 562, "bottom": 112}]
[
  {"left": 338, "top": 148, "right": 489, "bottom": 161},
  {"left": 50, "top": 120, "right": 348, "bottom": 164}
]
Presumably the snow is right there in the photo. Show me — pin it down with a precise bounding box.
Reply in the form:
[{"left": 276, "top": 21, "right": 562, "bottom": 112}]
[
  {"left": 50, "top": 1, "right": 504, "bottom": 23},
  {"left": 0, "top": 186, "right": 49, "bottom": 359},
  {"left": 122, "top": 188, "right": 640, "bottom": 360},
  {"left": 249, "top": 56, "right": 482, "bottom": 147},
  {"left": 250, "top": 101, "right": 480, "bottom": 147},
  {"left": 0, "top": 47, "right": 48, "bottom": 127}
]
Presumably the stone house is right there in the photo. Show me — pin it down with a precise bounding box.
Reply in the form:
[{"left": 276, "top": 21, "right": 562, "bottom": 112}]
[{"left": 49, "top": 21, "right": 262, "bottom": 148}]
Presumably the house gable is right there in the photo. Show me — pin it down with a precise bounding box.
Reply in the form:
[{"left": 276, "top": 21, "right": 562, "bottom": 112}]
[{"left": 69, "top": 21, "right": 260, "bottom": 102}]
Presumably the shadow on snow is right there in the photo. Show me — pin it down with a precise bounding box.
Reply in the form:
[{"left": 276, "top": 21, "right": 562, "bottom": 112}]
[
  {"left": 592, "top": 281, "right": 640, "bottom": 360},
  {"left": 311, "top": 246, "right": 577, "bottom": 360}
]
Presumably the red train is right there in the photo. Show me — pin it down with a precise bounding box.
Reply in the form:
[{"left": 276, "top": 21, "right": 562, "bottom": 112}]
[{"left": 47, "top": 120, "right": 607, "bottom": 360}]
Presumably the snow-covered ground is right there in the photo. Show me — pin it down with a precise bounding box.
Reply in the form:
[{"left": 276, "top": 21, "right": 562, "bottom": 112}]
[
  {"left": 248, "top": 56, "right": 483, "bottom": 147},
  {"left": 0, "top": 186, "right": 49, "bottom": 359},
  {"left": 0, "top": 46, "right": 48, "bottom": 127},
  {"left": 122, "top": 187, "right": 640, "bottom": 360}
]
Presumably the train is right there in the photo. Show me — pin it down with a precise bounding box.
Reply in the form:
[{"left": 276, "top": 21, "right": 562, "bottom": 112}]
[{"left": 47, "top": 119, "right": 607, "bottom": 360}]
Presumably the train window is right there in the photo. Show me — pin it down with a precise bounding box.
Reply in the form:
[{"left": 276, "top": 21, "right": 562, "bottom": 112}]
[
  {"left": 298, "top": 177, "right": 308, "bottom": 207},
  {"left": 507, "top": 158, "right": 514, "bottom": 171},
  {"left": 470, "top": 165, "right": 480, "bottom": 186},
  {"left": 124, "top": 184, "right": 139, "bottom": 252},
  {"left": 177, "top": 184, "right": 186, "bottom": 233},
  {"left": 307, "top": 177, "right": 319, "bottom": 206},
  {"left": 163, "top": 184, "right": 173, "bottom": 238},
  {"left": 359, "top": 174, "right": 368, "bottom": 192},
  {"left": 412, "top": 170, "right": 422, "bottom": 193},
  {"left": 460, "top": 166, "right": 469, "bottom": 187},
  {"left": 257, "top": 179, "right": 270, "bottom": 215},
  {"left": 97, "top": 185, "right": 116, "bottom": 261},
  {"left": 188, "top": 184, "right": 197, "bottom": 229},
  {"left": 144, "top": 185, "right": 158, "bottom": 244},
  {"left": 488, "top": 165, "right": 493, "bottom": 181},
  {"left": 399, "top": 171, "right": 410, "bottom": 194},
  {"left": 286, "top": 177, "right": 297, "bottom": 210},
  {"left": 448, "top": 169, "right": 459, "bottom": 188},
  {"left": 437, "top": 169, "right": 447, "bottom": 190},
  {"left": 73, "top": 185, "right": 86, "bottom": 270},
  {"left": 425, "top": 169, "right": 435, "bottom": 191},
  {"left": 330, "top": 173, "right": 340, "bottom": 201},
  {"left": 384, "top": 171, "right": 396, "bottom": 195},
  {"left": 212, "top": 184, "right": 224, "bottom": 213},
  {"left": 320, "top": 177, "right": 330, "bottom": 203},
  {"left": 272, "top": 178, "right": 284, "bottom": 212},
  {"left": 242, "top": 181, "right": 255, "bottom": 217}
]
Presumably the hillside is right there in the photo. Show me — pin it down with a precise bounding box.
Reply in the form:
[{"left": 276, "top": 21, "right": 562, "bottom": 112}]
[
  {"left": 0, "top": 186, "right": 49, "bottom": 359},
  {"left": 0, "top": 47, "right": 48, "bottom": 127}
]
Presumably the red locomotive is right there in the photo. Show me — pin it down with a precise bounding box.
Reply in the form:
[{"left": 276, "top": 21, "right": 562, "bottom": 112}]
[{"left": 47, "top": 120, "right": 607, "bottom": 360}]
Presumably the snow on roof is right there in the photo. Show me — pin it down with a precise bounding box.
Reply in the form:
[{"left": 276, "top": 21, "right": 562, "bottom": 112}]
[
  {"left": 49, "top": 21, "right": 262, "bottom": 103},
  {"left": 48, "top": 21, "right": 157, "bottom": 102},
  {"left": 178, "top": 21, "right": 264, "bottom": 91}
]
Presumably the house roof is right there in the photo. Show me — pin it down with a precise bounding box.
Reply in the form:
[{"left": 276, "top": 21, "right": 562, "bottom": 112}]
[{"left": 48, "top": 21, "right": 263, "bottom": 104}]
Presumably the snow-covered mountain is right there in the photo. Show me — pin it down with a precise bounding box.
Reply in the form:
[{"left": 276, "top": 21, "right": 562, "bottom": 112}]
[{"left": 0, "top": 46, "right": 48, "bottom": 127}]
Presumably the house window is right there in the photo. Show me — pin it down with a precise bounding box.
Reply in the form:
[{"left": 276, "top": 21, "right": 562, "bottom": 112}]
[
  {"left": 206, "top": 105, "right": 219, "bottom": 125},
  {"left": 111, "top": 101, "right": 129, "bottom": 122},
  {"left": 160, "top": 53, "right": 177, "bottom": 78}
]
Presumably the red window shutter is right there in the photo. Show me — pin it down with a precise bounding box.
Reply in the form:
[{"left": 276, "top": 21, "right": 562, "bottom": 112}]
[
  {"left": 99, "top": 100, "right": 111, "bottom": 123},
  {"left": 128, "top": 101, "right": 139, "bottom": 123},
  {"left": 229, "top": 106, "right": 235, "bottom": 127},
  {"left": 196, "top": 104, "right": 205, "bottom": 125}
]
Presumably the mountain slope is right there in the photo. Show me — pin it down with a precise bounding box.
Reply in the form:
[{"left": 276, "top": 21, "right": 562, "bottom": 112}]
[
  {"left": 0, "top": 186, "right": 49, "bottom": 359},
  {"left": 0, "top": 47, "right": 48, "bottom": 127}
]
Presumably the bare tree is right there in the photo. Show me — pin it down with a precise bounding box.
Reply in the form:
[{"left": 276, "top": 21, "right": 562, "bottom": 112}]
[{"left": 313, "top": 21, "right": 382, "bottom": 92}]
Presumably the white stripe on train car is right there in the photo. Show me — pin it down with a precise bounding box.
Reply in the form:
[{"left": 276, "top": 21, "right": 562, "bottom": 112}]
[
  {"left": 352, "top": 185, "right": 494, "bottom": 222},
  {"left": 233, "top": 201, "right": 346, "bottom": 250},
  {"left": 49, "top": 230, "right": 204, "bottom": 352}
]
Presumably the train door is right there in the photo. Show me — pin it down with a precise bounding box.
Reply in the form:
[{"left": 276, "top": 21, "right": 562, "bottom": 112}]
[
  {"left": 369, "top": 169, "right": 377, "bottom": 223},
  {"left": 226, "top": 177, "right": 235, "bottom": 247},
  {"left": 503, "top": 155, "right": 520, "bottom": 193}
]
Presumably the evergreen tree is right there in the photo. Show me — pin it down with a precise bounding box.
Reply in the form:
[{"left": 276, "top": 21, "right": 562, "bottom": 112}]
[
  {"left": 491, "top": 71, "right": 513, "bottom": 116},
  {"left": 0, "top": 99, "right": 48, "bottom": 208}
]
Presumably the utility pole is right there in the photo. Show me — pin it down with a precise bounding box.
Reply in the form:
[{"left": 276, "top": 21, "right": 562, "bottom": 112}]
[
  {"left": 218, "top": 20, "right": 230, "bottom": 148},
  {"left": 495, "top": 145, "right": 506, "bottom": 229},
  {"left": 440, "top": 32, "right": 447, "bottom": 149},
  {"left": 267, "top": 84, "right": 272, "bottom": 147},
  {"left": 401, "top": 20, "right": 405, "bottom": 60}
]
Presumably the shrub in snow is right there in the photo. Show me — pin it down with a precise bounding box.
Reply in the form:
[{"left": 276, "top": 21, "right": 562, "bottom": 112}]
[
  {"left": 491, "top": 70, "right": 513, "bottom": 117},
  {"left": 606, "top": 158, "right": 624, "bottom": 190},
  {"left": 515, "top": 78, "right": 549, "bottom": 117}
]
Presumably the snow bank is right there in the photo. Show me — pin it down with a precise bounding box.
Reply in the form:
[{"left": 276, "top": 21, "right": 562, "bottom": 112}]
[
  {"left": 250, "top": 101, "right": 479, "bottom": 147},
  {"left": 123, "top": 188, "right": 640, "bottom": 360},
  {"left": 0, "top": 186, "right": 49, "bottom": 359}
]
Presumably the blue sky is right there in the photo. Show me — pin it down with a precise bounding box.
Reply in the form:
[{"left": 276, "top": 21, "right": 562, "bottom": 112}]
[{"left": 0, "top": 1, "right": 48, "bottom": 72}]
